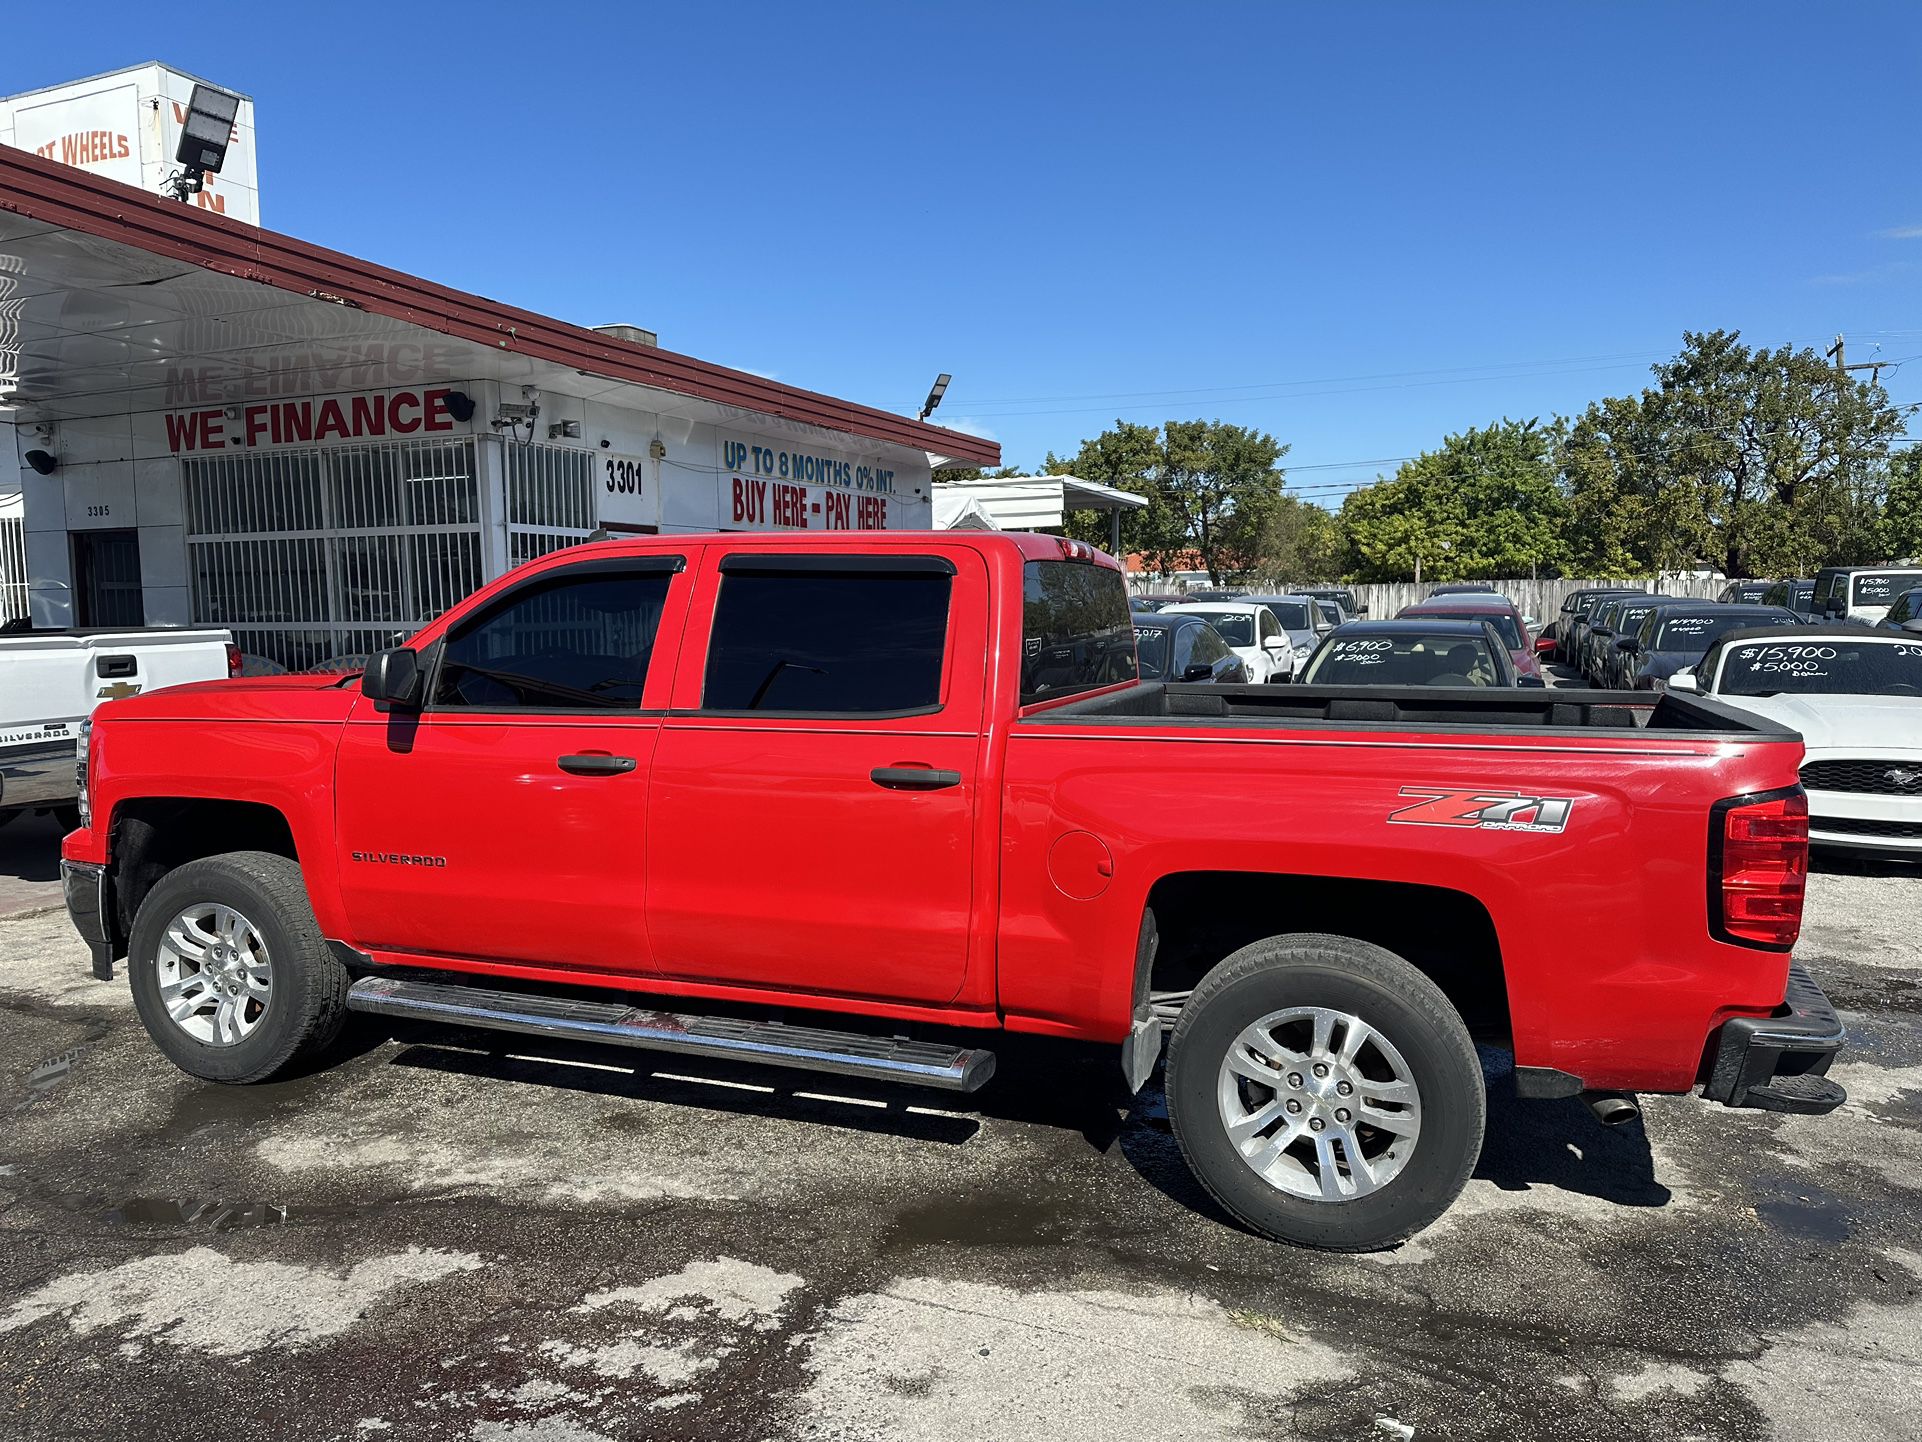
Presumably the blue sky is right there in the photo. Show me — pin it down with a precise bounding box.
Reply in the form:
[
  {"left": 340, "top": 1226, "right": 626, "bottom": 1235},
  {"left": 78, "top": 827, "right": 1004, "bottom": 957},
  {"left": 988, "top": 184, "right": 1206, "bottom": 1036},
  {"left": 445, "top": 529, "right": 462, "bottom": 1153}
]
[{"left": 8, "top": 3, "right": 1919, "bottom": 503}]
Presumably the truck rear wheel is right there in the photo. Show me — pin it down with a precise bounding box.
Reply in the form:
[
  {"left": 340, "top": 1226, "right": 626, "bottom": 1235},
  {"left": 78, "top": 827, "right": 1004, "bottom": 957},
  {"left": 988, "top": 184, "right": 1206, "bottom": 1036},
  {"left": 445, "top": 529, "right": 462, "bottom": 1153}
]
[
  {"left": 1166, "top": 932, "right": 1484, "bottom": 1251},
  {"left": 128, "top": 851, "right": 348, "bottom": 1085}
]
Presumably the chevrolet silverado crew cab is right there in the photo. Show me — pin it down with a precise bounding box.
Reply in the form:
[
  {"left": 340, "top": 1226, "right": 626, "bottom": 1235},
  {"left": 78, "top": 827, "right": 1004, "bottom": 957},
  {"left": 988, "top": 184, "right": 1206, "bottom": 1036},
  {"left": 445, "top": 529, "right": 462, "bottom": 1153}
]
[{"left": 62, "top": 532, "right": 1845, "bottom": 1250}]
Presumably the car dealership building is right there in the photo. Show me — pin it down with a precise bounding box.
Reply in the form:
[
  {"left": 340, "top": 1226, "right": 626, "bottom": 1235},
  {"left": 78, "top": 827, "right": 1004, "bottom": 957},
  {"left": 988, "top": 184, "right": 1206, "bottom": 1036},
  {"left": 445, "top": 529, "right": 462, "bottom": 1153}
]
[{"left": 0, "top": 66, "right": 996, "bottom": 663}]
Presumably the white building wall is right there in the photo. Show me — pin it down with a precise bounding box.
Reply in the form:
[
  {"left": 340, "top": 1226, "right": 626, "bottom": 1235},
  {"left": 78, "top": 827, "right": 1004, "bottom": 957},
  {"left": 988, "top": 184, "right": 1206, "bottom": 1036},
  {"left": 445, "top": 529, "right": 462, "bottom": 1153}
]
[{"left": 13, "top": 377, "right": 935, "bottom": 635}]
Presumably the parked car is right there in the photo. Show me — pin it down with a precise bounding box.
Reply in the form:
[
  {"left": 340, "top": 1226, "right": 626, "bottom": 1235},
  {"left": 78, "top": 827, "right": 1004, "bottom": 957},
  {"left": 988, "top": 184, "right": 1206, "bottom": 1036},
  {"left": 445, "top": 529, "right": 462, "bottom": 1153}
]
[
  {"left": 1559, "top": 587, "right": 1647, "bottom": 667},
  {"left": 1130, "top": 613, "right": 1249, "bottom": 684},
  {"left": 2, "top": 625, "right": 238, "bottom": 828},
  {"left": 1878, "top": 586, "right": 1922, "bottom": 635},
  {"left": 1395, "top": 594, "right": 1540, "bottom": 682},
  {"left": 1811, "top": 566, "right": 1922, "bottom": 627},
  {"left": 1129, "top": 594, "right": 1184, "bottom": 613},
  {"left": 1300, "top": 618, "right": 1535, "bottom": 687},
  {"left": 1620, "top": 603, "right": 1800, "bottom": 690},
  {"left": 1672, "top": 626, "right": 1922, "bottom": 854},
  {"left": 1581, "top": 595, "right": 1674, "bottom": 687},
  {"left": 1552, "top": 587, "right": 1645, "bottom": 665},
  {"left": 60, "top": 529, "right": 1845, "bottom": 1252},
  {"left": 1160, "top": 601, "right": 1296, "bottom": 682},
  {"left": 1716, "top": 580, "right": 1777, "bottom": 605},
  {"left": 1591, "top": 596, "right": 1674, "bottom": 689},
  {"left": 1762, "top": 579, "right": 1817, "bottom": 620},
  {"left": 1239, "top": 594, "right": 1330, "bottom": 678},
  {"left": 1311, "top": 597, "right": 1350, "bottom": 630},
  {"left": 1300, "top": 585, "right": 1367, "bottom": 616}
]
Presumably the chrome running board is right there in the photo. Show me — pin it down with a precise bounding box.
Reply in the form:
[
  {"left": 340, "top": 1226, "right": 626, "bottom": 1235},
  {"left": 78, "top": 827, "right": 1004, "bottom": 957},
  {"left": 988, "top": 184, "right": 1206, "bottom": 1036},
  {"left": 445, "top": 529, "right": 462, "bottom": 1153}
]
[{"left": 346, "top": 974, "right": 996, "bottom": 1093}]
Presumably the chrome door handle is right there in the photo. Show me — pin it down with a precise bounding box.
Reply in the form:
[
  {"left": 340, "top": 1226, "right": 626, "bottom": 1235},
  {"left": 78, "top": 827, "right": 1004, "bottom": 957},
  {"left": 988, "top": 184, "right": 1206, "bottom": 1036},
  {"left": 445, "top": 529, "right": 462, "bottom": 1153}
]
[
  {"left": 558, "top": 754, "right": 637, "bottom": 775},
  {"left": 870, "top": 766, "right": 962, "bottom": 791}
]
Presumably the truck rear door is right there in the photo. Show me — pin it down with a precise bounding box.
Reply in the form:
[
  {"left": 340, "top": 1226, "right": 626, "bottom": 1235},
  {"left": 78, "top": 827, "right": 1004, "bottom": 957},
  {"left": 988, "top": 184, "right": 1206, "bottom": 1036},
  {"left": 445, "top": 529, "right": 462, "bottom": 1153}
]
[{"left": 645, "top": 546, "right": 987, "bottom": 1006}]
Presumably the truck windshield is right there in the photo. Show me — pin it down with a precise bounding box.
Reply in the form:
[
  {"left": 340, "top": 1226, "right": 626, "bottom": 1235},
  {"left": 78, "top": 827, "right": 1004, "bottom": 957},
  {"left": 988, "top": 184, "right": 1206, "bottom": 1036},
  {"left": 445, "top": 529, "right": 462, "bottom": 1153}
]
[
  {"left": 1305, "top": 633, "right": 1498, "bottom": 686},
  {"left": 1718, "top": 639, "right": 1922, "bottom": 696},
  {"left": 1183, "top": 610, "right": 1254, "bottom": 646},
  {"left": 1021, "top": 561, "right": 1136, "bottom": 704}
]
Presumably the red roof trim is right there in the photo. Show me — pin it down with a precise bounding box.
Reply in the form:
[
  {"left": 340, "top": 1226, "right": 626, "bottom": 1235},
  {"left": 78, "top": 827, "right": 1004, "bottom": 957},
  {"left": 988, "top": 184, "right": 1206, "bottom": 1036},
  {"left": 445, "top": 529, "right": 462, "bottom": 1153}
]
[{"left": 0, "top": 147, "right": 999, "bottom": 466}]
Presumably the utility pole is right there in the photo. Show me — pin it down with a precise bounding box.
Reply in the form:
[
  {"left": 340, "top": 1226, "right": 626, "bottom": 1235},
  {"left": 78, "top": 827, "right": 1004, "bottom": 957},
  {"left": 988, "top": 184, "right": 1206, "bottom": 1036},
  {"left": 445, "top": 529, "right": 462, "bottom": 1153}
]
[{"left": 1828, "top": 334, "right": 1892, "bottom": 387}]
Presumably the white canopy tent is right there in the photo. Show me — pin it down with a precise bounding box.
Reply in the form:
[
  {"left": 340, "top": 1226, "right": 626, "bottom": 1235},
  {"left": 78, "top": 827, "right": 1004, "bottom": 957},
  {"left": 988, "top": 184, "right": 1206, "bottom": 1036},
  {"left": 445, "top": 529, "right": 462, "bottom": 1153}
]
[{"left": 929, "top": 475, "right": 1147, "bottom": 552}]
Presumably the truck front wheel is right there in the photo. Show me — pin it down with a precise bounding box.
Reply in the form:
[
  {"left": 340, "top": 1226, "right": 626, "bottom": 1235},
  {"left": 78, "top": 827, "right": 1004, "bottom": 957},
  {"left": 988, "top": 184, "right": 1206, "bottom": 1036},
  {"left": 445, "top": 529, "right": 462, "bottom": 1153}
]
[
  {"left": 1166, "top": 932, "right": 1484, "bottom": 1251},
  {"left": 128, "top": 851, "right": 349, "bottom": 1085}
]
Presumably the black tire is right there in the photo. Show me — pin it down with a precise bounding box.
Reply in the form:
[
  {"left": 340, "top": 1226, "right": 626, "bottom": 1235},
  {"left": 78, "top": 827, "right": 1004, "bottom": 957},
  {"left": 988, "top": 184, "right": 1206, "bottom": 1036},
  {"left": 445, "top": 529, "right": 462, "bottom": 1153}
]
[
  {"left": 1166, "top": 932, "right": 1484, "bottom": 1251},
  {"left": 128, "top": 851, "right": 349, "bottom": 1085}
]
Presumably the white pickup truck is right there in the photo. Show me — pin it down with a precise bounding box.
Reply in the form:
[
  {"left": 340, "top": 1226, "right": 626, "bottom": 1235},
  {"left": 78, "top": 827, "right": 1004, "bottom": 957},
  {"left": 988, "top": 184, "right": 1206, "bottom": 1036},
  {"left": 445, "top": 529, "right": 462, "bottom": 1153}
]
[{"left": 0, "top": 627, "right": 236, "bottom": 826}]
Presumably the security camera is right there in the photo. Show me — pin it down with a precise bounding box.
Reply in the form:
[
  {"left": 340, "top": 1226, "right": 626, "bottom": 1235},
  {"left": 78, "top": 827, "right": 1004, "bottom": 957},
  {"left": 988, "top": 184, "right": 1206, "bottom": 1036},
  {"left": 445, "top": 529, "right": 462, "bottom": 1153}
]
[{"left": 24, "top": 449, "right": 58, "bottom": 476}]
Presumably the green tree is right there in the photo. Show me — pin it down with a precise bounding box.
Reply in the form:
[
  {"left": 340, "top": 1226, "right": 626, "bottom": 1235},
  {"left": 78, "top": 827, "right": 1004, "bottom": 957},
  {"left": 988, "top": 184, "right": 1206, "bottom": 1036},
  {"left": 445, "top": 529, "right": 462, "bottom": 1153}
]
[
  {"left": 1561, "top": 331, "right": 1905, "bottom": 577},
  {"left": 1339, "top": 418, "right": 1572, "bottom": 581},
  {"left": 1048, "top": 419, "right": 1289, "bottom": 582},
  {"left": 1252, "top": 494, "right": 1343, "bottom": 582},
  {"left": 1883, "top": 448, "right": 1922, "bottom": 562}
]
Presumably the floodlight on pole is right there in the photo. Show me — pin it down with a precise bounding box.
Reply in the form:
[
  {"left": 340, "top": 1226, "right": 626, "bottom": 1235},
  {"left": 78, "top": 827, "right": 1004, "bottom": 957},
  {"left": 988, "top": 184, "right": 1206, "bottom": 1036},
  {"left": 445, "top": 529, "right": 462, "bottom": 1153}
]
[
  {"left": 165, "top": 83, "right": 242, "bottom": 201},
  {"left": 918, "top": 373, "right": 952, "bottom": 423}
]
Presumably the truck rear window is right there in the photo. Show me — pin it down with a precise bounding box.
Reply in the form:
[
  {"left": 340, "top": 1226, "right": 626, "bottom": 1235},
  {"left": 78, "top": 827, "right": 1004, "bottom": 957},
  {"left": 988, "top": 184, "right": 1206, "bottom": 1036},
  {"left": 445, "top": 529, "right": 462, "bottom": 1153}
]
[
  {"left": 1021, "top": 561, "right": 1136, "bottom": 705},
  {"left": 1854, "top": 570, "right": 1922, "bottom": 605}
]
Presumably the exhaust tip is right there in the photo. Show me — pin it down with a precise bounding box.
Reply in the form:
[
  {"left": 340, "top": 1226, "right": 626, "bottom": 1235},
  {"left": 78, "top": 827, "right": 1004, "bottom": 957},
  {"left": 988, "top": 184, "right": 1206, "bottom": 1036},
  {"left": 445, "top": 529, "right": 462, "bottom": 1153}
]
[{"left": 1583, "top": 1090, "right": 1641, "bottom": 1127}]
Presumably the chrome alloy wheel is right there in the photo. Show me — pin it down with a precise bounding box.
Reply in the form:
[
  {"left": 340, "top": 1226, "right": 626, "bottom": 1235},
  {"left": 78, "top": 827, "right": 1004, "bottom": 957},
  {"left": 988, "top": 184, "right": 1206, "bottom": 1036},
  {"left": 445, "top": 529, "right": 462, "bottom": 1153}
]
[
  {"left": 1217, "top": 1006, "right": 1422, "bottom": 1201},
  {"left": 154, "top": 903, "right": 273, "bottom": 1047}
]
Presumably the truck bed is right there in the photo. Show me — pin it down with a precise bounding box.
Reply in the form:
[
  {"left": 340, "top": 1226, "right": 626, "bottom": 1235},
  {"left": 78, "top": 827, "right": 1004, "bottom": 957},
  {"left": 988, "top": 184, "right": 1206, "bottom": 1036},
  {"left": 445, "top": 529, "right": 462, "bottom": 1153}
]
[{"left": 1025, "top": 681, "right": 1797, "bottom": 738}]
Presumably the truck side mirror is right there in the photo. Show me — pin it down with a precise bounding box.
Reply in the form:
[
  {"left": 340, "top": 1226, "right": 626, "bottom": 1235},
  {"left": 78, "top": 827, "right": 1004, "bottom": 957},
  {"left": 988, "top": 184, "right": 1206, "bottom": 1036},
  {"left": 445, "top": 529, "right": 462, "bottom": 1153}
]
[{"left": 363, "top": 648, "right": 424, "bottom": 709}]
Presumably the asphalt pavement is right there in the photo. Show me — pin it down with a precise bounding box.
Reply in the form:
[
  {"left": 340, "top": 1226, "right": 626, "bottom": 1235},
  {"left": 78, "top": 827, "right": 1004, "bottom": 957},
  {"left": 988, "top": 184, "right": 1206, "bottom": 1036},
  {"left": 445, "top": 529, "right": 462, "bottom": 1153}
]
[{"left": 1, "top": 851, "right": 1919, "bottom": 1442}]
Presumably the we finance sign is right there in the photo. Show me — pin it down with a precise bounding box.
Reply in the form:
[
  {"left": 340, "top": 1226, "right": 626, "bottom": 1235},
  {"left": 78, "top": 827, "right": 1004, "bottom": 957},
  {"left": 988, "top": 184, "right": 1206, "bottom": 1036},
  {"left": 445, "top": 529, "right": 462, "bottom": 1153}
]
[{"left": 160, "top": 388, "right": 468, "bottom": 453}]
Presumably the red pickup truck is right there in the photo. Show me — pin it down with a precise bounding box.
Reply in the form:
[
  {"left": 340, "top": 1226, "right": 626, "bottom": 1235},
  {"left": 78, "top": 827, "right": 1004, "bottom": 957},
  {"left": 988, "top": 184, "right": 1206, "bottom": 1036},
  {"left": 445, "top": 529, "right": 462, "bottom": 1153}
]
[{"left": 60, "top": 532, "right": 1845, "bottom": 1250}]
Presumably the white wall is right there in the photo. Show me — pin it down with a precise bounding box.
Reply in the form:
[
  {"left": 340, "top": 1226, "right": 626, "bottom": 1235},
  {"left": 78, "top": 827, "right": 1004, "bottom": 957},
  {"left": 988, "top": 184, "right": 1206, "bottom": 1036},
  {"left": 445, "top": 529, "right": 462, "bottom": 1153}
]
[{"left": 15, "top": 379, "right": 938, "bottom": 630}]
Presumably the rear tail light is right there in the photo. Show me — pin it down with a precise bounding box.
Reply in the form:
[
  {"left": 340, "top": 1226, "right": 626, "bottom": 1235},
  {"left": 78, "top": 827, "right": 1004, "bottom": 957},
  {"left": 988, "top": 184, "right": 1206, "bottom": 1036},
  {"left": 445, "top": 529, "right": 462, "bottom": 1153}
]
[
  {"left": 75, "top": 719, "right": 92, "bottom": 828},
  {"left": 226, "top": 643, "right": 243, "bottom": 678},
  {"left": 1709, "top": 789, "right": 1808, "bottom": 949}
]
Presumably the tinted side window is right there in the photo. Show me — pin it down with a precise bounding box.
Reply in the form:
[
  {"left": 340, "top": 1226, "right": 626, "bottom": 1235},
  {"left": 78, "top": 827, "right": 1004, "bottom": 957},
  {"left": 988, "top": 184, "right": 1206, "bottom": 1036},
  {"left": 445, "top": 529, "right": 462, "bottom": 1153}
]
[
  {"left": 1191, "top": 624, "right": 1229, "bottom": 665},
  {"left": 1021, "top": 561, "right": 1137, "bottom": 704},
  {"left": 704, "top": 565, "right": 950, "bottom": 713},
  {"left": 435, "top": 567, "right": 675, "bottom": 710}
]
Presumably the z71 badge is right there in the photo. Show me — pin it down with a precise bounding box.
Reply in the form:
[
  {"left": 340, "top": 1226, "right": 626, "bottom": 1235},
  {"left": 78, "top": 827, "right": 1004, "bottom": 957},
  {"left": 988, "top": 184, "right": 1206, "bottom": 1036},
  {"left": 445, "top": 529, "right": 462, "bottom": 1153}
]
[{"left": 1388, "top": 786, "right": 1575, "bottom": 834}]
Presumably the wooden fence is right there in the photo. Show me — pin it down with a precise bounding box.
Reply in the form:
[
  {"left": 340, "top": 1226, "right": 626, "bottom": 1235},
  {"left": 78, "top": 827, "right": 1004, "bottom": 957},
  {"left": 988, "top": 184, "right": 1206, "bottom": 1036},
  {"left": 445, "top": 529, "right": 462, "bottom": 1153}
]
[{"left": 1340, "top": 576, "right": 1723, "bottom": 622}]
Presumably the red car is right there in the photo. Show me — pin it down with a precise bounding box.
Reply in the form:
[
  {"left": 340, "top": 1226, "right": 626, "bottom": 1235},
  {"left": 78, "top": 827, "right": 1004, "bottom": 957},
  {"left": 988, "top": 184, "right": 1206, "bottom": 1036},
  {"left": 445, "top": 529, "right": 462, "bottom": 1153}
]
[
  {"left": 1396, "top": 593, "right": 1542, "bottom": 681},
  {"left": 61, "top": 531, "right": 1842, "bottom": 1251}
]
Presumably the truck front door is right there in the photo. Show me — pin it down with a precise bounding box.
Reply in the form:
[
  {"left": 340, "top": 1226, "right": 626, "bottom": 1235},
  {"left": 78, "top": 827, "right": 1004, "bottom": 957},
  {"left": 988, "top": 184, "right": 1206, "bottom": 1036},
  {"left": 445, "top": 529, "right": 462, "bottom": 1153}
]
[
  {"left": 334, "top": 554, "right": 689, "bottom": 972},
  {"left": 645, "top": 548, "right": 986, "bottom": 1007}
]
